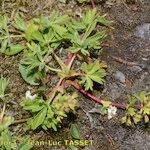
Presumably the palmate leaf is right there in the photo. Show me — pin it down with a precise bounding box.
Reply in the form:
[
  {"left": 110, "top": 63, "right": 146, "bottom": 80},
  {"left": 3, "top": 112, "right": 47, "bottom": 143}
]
[
  {"left": 82, "top": 9, "right": 112, "bottom": 27},
  {"left": 25, "top": 22, "right": 39, "bottom": 41},
  {"left": 80, "top": 61, "right": 106, "bottom": 90},
  {"left": 65, "top": 10, "right": 108, "bottom": 55},
  {"left": 33, "top": 12, "right": 69, "bottom": 28},
  {"left": 65, "top": 30, "right": 90, "bottom": 55},
  {"left": 5, "top": 44, "right": 25, "bottom": 56},
  {"left": 50, "top": 11, "right": 69, "bottom": 25},
  {"left": 13, "top": 14, "right": 26, "bottom": 31},
  {"left": 133, "top": 91, "right": 149, "bottom": 103},
  {"left": 33, "top": 12, "right": 68, "bottom": 42},
  {"left": 0, "top": 39, "right": 8, "bottom": 53},
  {"left": 52, "top": 24, "right": 67, "bottom": 39},
  {"left": 19, "top": 43, "right": 47, "bottom": 85},
  {"left": 21, "top": 96, "right": 58, "bottom": 131},
  {"left": 21, "top": 98, "right": 48, "bottom": 130},
  {"left": 69, "top": 19, "right": 86, "bottom": 31},
  {"left": 32, "top": 30, "right": 45, "bottom": 43},
  {"left": 0, "top": 129, "right": 12, "bottom": 150},
  {"left": 82, "top": 20, "right": 97, "bottom": 41},
  {"left": 19, "top": 64, "right": 45, "bottom": 85},
  {"left": 66, "top": 9, "right": 98, "bottom": 33},
  {"left": 0, "top": 15, "right": 8, "bottom": 30},
  {"left": 65, "top": 30, "right": 81, "bottom": 45},
  {"left": 42, "top": 116, "right": 59, "bottom": 131},
  {"left": 98, "top": 15, "right": 112, "bottom": 27},
  {"left": 84, "top": 31, "right": 106, "bottom": 49},
  {"left": 21, "top": 52, "right": 45, "bottom": 71},
  {"left": 0, "top": 76, "right": 9, "bottom": 100},
  {"left": 0, "top": 116, "right": 14, "bottom": 132},
  {"left": 29, "top": 107, "right": 47, "bottom": 130},
  {"left": 82, "top": 8, "right": 98, "bottom": 27},
  {"left": 20, "top": 98, "right": 45, "bottom": 112}
]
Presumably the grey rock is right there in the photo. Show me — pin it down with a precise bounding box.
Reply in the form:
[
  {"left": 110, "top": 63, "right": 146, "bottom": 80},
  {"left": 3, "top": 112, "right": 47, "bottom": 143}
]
[
  {"left": 130, "top": 65, "right": 142, "bottom": 73},
  {"left": 114, "top": 71, "right": 126, "bottom": 83},
  {"left": 103, "top": 82, "right": 123, "bottom": 100},
  {"left": 134, "top": 23, "right": 150, "bottom": 40}
]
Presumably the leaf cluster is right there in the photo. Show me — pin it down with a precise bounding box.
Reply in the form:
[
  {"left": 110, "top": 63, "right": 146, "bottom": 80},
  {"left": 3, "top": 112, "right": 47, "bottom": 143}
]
[
  {"left": 80, "top": 61, "right": 106, "bottom": 90},
  {"left": 121, "top": 91, "right": 150, "bottom": 126},
  {"left": 0, "top": 9, "right": 110, "bottom": 131},
  {"left": 2, "top": 9, "right": 110, "bottom": 91},
  {"left": 0, "top": 15, "right": 25, "bottom": 55},
  {"left": 13, "top": 9, "right": 109, "bottom": 86},
  {"left": 0, "top": 129, "right": 33, "bottom": 150},
  {"left": 21, "top": 92, "right": 78, "bottom": 131}
]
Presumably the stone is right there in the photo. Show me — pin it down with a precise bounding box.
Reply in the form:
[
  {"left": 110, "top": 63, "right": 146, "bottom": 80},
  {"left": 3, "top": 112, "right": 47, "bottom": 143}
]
[
  {"left": 134, "top": 23, "right": 150, "bottom": 41},
  {"left": 114, "top": 71, "right": 126, "bottom": 83}
]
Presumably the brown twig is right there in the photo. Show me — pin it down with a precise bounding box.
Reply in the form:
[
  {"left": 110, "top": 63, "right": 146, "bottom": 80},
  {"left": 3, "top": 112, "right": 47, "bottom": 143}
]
[
  {"left": 47, "top": 53, "right": 76, "bottom": 103},
  {"left": 12, "top": 118, "right": 29, "bottom": 125},
  {"left": 111, "top": 56, "right": 138, "bottom": 66}
]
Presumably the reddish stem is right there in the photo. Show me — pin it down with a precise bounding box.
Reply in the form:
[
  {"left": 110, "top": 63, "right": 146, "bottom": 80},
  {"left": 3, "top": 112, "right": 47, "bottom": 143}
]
[
  {"left": 67, "top": 53, "right": 77, "bottom": 69},
  {"left": 68, "top": 81, "right": 141, "bottom": 110},
  {"left": 48, "top": 53, "right": 76, "bottom": 101},
  {"left": 91, "top": 0, "right": 95, "bottom": 8},
  {"left": 66, "top": 53, "right": 75, "bottom": 66}
]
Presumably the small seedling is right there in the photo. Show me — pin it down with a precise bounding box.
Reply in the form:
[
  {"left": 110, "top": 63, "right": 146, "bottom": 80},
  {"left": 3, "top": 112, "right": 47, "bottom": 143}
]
[{"left": 121, "top": 91, "right": 150, "bottom": 126}]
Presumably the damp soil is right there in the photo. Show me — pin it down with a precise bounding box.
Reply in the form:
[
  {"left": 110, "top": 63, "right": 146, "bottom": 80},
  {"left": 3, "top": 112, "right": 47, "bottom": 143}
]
[{"left": 0, "top": 0, "right": 150, "bottom": 150}]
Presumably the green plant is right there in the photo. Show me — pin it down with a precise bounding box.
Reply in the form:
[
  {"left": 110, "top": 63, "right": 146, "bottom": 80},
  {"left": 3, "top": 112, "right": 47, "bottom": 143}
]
[
  {"left": 12, "top": 9, "right": 109, "bottom": 131},
  {"left": 0, "top": 128, "right": 33, "bottom": 150},
  {"left": 0, "top": 76, "right": 9, "bottom": 101},
  {"left": 0, "top": 15, "right": 25, "bottom": 56},
  {"left": 0, "top": 77, "right": 13, "bottom": 131},
  {"left": 1, "top": 7, "right": 148, "bottom": 134},
  {"left": 21, "top": 92, "right": 78, "bottom": 131},
  {"left": 121, "top": 91, "right": 150, "bottom": 126},
  {"left": 80, "top": 61, "right": 106, "bottom": 90},
  {"left": 0, "top": 77, "right": 33, "bottom": 150}
]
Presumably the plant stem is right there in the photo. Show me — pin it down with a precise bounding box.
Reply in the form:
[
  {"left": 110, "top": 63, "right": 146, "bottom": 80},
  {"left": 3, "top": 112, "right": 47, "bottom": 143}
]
[
  {"left": 45, "top": 65, "right": 61, "bottom": 73},
  {"left": 0, "top": 103, "right": 6, "bottom": 123},
  {"left": 47, "top": 78, "right": 63, "bottom": 104},
  {"left": 68, "top": 54, "right": 76, "bottom": 70},
  {"left": 66, "top": 53, "right": 76, "bottom": 69},
  {"left": 91, "top": 0, "right": 95, "bottom": 8},
  {"left": 47, "top": 53, "right": 76, "bottom": 104},
  {"left": 12, "top": 118, "right": 29, "bottom": 125},
  {"left": 0, "top": 35, "right": 24, "bottom": 40},
  {"left": 9, "top": 35, "right": 24, "bottom": 38},
  {"left": 67, "top": 81, "right": 136, "bottom": 110}
]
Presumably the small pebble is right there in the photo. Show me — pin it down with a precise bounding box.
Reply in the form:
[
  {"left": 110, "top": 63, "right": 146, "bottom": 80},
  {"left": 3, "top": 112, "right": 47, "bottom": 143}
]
[
  {"left": 114, "top": 71, "right": 126, "bottom": 83},
  {"left": 134, "top": 23, "right": 150, "bottom": 41}
]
